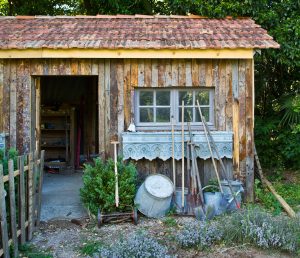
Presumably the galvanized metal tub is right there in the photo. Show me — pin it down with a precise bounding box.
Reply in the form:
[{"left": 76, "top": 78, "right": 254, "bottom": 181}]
[{"left": 134, "top": 174, "right": 174, "bottom": 218}]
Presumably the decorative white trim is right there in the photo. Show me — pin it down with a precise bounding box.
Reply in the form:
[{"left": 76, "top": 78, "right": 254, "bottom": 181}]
[{"left": 122, "top": 131, "right": 233, "bottom": 161}]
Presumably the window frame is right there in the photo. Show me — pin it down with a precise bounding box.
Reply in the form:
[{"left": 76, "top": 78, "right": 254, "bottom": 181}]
[{"left": 134, "top": 87, "right": 215, "bottom": 130}]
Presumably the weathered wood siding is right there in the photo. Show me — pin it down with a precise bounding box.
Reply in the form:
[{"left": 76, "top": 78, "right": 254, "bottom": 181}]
[{"left": 0, "top": 58, "right": 254, "bottom": 200}]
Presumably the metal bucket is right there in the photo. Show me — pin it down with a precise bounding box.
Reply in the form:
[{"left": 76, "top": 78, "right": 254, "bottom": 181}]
[
  {"left": 134, "top": 174, "right": 174, "bottom": 218},
  {"left": 220, "top": 180, "right": 243, "bottom": 210},
  {"left": 173, "top": 187, "right": 188, "bottom": 213}
]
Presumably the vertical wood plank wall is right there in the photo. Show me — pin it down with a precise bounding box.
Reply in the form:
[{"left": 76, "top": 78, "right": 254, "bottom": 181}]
[{"left": 0, "top": 58, "right": 254, "bottom": 200}]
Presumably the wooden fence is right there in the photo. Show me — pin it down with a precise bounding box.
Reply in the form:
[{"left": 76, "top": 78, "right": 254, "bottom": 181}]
[{"left": 0, "top": 150, "right": 45, "bottom": 258}]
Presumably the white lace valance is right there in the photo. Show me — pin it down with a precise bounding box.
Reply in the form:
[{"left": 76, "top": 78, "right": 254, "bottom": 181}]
[{"left": 122, "top": 131, "right": 233, "bottom": 161}]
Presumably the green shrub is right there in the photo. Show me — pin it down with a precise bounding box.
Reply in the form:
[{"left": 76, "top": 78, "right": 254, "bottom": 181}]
[{"left": 80, "top": 157, "right": 137, "bottom": 215}]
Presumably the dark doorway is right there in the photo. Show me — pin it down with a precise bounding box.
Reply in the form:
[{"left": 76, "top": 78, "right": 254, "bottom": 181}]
[{"left": 40, "top": 76, "right": 98, "bottom": 172}]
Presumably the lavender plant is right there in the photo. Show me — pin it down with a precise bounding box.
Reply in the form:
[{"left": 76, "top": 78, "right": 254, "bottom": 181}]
[
  {"left": 176, "top": 221, "right": 222, "bottom": 249},
  {"left": 96, "top": 232, "right": 173, "bottom": 258},
  {"left": 176, "top": 207, "right": 300, "bottom": 254},
  {"left": 237, "top": 208, "right": 300, "bottom": 252}
]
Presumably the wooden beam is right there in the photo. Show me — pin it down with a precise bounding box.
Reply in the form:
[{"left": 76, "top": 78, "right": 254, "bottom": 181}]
[{"left": 0, "top": 49, "right": 254, "bottom": 59}]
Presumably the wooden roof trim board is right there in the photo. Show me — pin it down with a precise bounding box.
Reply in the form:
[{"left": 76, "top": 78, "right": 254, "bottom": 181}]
[{"left": 0, "top": 48, "right": 254, "bottom": 59}]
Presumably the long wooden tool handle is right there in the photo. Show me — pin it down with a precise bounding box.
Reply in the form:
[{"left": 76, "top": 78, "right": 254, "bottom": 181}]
[
  {"left": 196, "top": 100, "right": 223, "bottom": 193},
  {"left": 200, "top": 111, "right": 239, "bottom": 207},
  {"left": 171, "top": 117, "right": 176, "bottom": 188},
  {"left": 254, "top": 146, "right": 296, "bottom": 218},
  {"left": 112, "top": 141, "right": 119, "bottom": 207},
  {"left": 181, "top": 101, "right": 185, "bottom": 209}
]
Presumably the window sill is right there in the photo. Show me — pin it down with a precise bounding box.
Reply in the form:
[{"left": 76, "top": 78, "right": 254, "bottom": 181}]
[{"left": 122, "top": 131, "right": 233, "bottom": 161}]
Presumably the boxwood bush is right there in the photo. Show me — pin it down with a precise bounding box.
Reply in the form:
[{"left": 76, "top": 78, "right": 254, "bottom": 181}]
[{"left": 80, "top": 157, "right": 137, "bottom": 215}]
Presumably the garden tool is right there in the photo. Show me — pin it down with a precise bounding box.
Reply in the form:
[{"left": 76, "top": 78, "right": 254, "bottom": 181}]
[
  {"left": 188, "top": 122, "right": 207, "bottom": 220},
  {"left": 171, "top": 116, "right": 176, "bottom": 188},
  {"left": 111, "top": 141, "right": 119, "bottom": 207},
  {"left": 196, "top": 100, "right": 240, "bottom": 209},
  {"left": 195, "top": 100, "right": 223, "bottom": 194},
  {"left": 181, "top": 101, "right": 185, "bottom": 211}
]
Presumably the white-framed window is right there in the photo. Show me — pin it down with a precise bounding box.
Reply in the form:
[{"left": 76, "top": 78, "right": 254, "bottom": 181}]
[{"left": 135, "top": 88, "right": 214, "bottom": 129}]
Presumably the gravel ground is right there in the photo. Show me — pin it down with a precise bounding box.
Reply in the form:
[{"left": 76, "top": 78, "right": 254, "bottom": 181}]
[{"left": 30, "top": 216, "right": 292, "bottom": 258}]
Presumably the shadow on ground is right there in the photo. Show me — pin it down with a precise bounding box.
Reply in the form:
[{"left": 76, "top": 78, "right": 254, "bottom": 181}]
[{"left": 41, "top": 169, "right": 87, "bottom": 221}]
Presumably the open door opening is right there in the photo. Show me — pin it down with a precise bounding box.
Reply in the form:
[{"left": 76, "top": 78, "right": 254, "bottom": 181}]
[{"left": 39, "top": 75, "right": 98, "bottom": 173}]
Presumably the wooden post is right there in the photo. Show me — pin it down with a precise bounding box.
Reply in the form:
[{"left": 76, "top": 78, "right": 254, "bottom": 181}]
[
  {"left": 8, "top": 160, "right": 18, "bottom": 257},
  {"left": 27, "top": 152, "right": 34, "bottom": 240},
  {"left": 36, "top": 150, "right": 45, "bottom": 227},
  {"left": 18, "top": 155, "right": 26, "bottom": 245},
  {"left": 111, "top": 142, "right": 119, "bottom": 207},
  {"left": 0, "top": 164, "right": 9, "bottom": 258}
]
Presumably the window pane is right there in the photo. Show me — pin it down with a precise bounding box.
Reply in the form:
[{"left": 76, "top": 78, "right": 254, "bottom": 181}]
[
  {"left": 156, "top": 108, "right": 170, "bottom": 122},
  {"left": 156, "top": 91, "right": 170, "bottom": 106},
  {"left": 140, "top": 108, "right": 154, "bottom": 122},
  {"left": 195, "top": 91, "right": 209, "bottom": 105},
  {"left": 179, "top": 91, "right": 193, "bottom": 106},
  {"left": 178, "top": 107, "right": 193, "bottom": 122},
  {"left": 140, "top": 91, "right": 153, "bottom": 106},
  {"left": 195, "top": 107, "right": 210, "bottom": 122}
]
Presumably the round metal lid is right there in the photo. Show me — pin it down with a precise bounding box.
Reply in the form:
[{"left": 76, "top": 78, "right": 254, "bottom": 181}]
[{"left": 144, "top": 174, "right": 174, "bottom": 199}]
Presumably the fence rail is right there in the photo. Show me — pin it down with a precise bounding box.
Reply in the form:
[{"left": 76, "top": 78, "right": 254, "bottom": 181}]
[{"left": 0, "top": 150, "right": 45, "bottom": 258}]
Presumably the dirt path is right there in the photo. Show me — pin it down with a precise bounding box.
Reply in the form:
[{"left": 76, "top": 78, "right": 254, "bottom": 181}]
[{"left": 30, "top": 217, "right": 292, "bottom": 258}]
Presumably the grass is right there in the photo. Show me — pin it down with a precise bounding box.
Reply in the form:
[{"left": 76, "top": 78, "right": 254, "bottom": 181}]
[
  {"left": 163, "top": 217, "right": 178, "bottom": 228},
  {"left": 255, "top": 169, "right": 300, "bottom": 213},
  {"left": 19, "top": 244, "right": 52, "bottom": 258},
  {"left": 79, "top": 239, "right": 103, "bottom": 256}
]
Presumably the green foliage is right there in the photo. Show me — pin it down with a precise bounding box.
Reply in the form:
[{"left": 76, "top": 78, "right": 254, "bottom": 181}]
[
  {"left": 203, "top": 179, "right": 220, "bottom": 193},
  {"left": 80, "top": 157, "right": 137, "bottom": 215},
  {"left": 163, "top": 217, "right": 178, "bottom": 228},
  {"left": 255, "top": 115, "right": 300, "bottom": 170},
  {"left": 79, "top": 240, "right": 103, "bottom": 256},
  {"left": 4, "top": 0, "right": 79, "bottom": 15},
  {"left": 0, "top": 148, "right": 18, "bottom": 175},
  {"left": 19, "top": 244, "right": 52, "bottom": 258},
  {"left": 254, "top": 179, "right": 282, "bottom": 215},
  {"left": 255, "top": 178, "right": 300, "bottom": 213}
]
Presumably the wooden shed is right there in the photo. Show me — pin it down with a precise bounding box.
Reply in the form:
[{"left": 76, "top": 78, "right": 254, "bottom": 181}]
[{"left": 0, "top": 15, "right": 279, "bottom": 201}]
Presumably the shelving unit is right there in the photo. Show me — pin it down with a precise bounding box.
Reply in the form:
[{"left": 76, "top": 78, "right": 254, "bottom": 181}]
[{"left": 41, "top": 107, "right": 75, "bottom": 171}]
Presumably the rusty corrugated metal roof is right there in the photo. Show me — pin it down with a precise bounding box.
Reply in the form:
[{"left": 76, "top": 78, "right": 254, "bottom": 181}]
[{"left": 0, "top": 15, "right": 280, "bottom": 50}]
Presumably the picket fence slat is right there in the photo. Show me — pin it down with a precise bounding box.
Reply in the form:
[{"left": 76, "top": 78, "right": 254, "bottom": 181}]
[
  {"left": 27, "top": 153, "right": 34, "bottom": 240},
  {"left": 0, "top": 151, "right": 44, "bottom": 257},
  {"left": 18, "top": 155, "right": 26, "bottom": 245},
  {"left": 8, "top": 160, "right": 18, "bottom": 258},
  {"left": 0, "top": 165, "right": 9, "bottom": 258},
  {"left": 36, "top": 150, "right": 45, "bottom": 227}
]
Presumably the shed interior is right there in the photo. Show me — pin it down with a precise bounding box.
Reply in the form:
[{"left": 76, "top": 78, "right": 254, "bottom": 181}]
[{"left": 40, "top": 76, "right": 98, "bottom": 171}]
